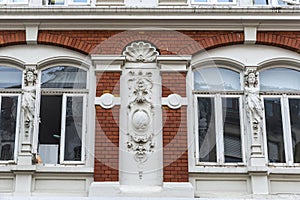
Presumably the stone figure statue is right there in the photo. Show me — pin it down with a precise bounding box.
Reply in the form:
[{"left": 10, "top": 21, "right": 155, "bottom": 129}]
[
  {"left": 22, "top": 68, "right": 37, "bottom": 137},
  {"left": 244, "top": 69, "right": 263, "bottom": 135}
]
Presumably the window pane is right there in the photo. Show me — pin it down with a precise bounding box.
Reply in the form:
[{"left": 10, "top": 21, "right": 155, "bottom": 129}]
[
  {"left": 194, "top": 0, "right": 208, "bottom": 2},
  {"left": 218, "top": 0, "right": 233, "bottom": 2},
  {"left": 72, "top": 0, "right": 87, "bottom": 3},
  {"left": 194, "top": 67, "right": 240, "bottom": 91},
  {"left": 64, "top": 96, "right": 83, "bottom": 161},
  {"left": 254, "top": 0, "right": 268, "bottom": 4},
  {"left": 39, "top": 95, "right": 62, "bottom": 164},
  {"left": 260, "top": 68, "right": 300, "bottom": 91},
  {"left": 288, "top": 99, "right": 300, "bottom": 163},
  {"left": 222, "top": 97, "right": 242, "bottom": 163},
  {"left": 41, "top": 66, "right": 87, "bottom": 89},
  {"left": 48, "top": 0, "right": 64, "bottom": 4},
  {"left": 0, "top": 96, "right": 18, "bottom": 161},
  {"left": 0, "top": 66, "right": 22, "bottom": 89},
  {"left": 198, "top": 97, "right": 216, "bottom": 162},
  {"left": 264, "top": 98, "right": 285, "bottom": 163}
]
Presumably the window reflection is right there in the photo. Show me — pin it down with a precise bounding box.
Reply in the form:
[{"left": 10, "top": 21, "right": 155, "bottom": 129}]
[
  {"left": 0, "top": 66, "right": 22, "bottom": 89},
  {"left": 41, "top": 66, "right": 87, "bottom": 89},
  {"left": 222, "top": 98, "right": 242, "bottom": 163},
  {"left": 64, "top": 96, "right": 83, "bottom": 161},
  {"left": 198, "top": 97, "right": 216, "bottom": 162},
  {"left": 260, "top": 68, "right": 300, "bottom": 91},
  {"left": 264, "top": 98, "right": 285, "bottom": 163},
  {"left": 194, "top": 67, "right": 240, "bottom": 91},
  {"left": 0, "top": 96, "right": 18, "bottom": 161},
  {"left": 289, "top": 99, "right": 300, "bottom": 163}
]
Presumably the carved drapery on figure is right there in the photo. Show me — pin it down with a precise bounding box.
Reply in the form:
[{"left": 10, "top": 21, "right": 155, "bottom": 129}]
[
  {"left": 22, "top": 67, "right": 37, "bottom": 137},
  {"left": 127, "top": 70, "right": 155, "bottom": 164},
  {"left": 244, "top": 69, "right": 264, "bottom": 145}
]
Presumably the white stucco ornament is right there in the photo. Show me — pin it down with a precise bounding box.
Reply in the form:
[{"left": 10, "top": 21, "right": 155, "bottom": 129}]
[
  {"left": 167, "top": 94, "right": 182, "bottom": 109},
  {"left": 132, "top": 109, "right": 150, "bottom": 131},
  {"left": 99, "top": 93, "right": 115, "bottom": 109},
  {"left": 123, "top": 41, "right": 159, "bottom": 63}
]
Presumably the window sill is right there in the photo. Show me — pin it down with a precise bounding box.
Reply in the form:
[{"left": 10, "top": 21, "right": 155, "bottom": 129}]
[{"left": 36, "top": 165, "right": 93, "bottom": 173}]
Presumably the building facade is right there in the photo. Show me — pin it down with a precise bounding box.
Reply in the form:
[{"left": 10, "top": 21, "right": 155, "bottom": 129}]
[{"left": 0, "top": 0, "right": 300, "bottom": 198}]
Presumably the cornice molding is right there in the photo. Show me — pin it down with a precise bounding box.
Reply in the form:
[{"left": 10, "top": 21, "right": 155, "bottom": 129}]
[{"left": 0, "top": 7, "right": 299, "bottom": 30}]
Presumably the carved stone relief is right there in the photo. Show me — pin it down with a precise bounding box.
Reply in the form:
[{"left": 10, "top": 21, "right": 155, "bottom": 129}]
[
  {"left": 123, "top": 41, "right": 159, "bottom": 63},
  {"left": 22, "top": 67, "right": 37, "bottom": 138},
  {"left": 244, "top": 68, "right": 264, "bottom": 156},
  {"left": 126, "top": 70, "right": 155, "bottom": 163}
]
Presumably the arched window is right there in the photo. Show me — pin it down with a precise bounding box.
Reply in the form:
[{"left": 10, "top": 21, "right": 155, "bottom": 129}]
[
  {"left": 194, "top": 67, "right": 244, "bottom": 164},
  {"left": 38, "top": 66, "right": 87, "bottom": 164},
  {"left": 0, "top": 66, "right": 22, "bottom": 161},
  {"left": 260, "top": 67, "right": 300, "bottom": 164}
]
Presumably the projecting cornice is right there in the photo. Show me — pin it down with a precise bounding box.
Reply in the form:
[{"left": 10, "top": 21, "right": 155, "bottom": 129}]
[{"left": 0, "top": 7, "right": 297, "bottom": 30}]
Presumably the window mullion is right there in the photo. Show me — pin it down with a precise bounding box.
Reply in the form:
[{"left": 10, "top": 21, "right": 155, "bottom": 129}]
[
  {"left": 60, "top": 94, "right": 67, "bottom": 164},
  {"left": 282, "top": 95, "right": 294, "bottom": 165},
  {"left": 216, "top": 94, "right": 224, "bottom": 164}
]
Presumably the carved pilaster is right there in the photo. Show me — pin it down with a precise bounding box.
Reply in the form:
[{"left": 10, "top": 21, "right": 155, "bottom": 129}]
[
  {"left": 19, "top": 66, "right": 37, "bottom": 164},
  {"left": 244, "top": 67, "right": 264, "bottom": 163}
]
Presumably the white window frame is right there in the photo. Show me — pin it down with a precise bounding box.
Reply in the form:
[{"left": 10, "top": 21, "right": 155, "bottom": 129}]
[
  {"left": 46, "top": 0, "right": 90, "bottom": 6},
  {"left": 36, "top": 65, "right": 89, "bottom": 166},
  {"left": 0, "top": 93, "right": 21, "bottom": 164},
  {"left": 262, "top": 94, "right": 300, "bottom": 167},
  {"left": 60, "top": 93, "right": 86, "bottom": 165},
  {"left": 194, "top": 94, "right": 245, "bottom": 166},
  {"left": 191, "top": 0, "right": 236, "bottom": 5},
  {"left": 0, "top": 0, "right": 28, "bottom": 4}
]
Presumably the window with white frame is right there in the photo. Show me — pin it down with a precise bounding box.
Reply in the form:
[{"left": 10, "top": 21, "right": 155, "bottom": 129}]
[
  {"left": 38, "top": 66, "right": 87, "bottom": 164},
  {"left": 192, "top": 0, "right": 236, "bottom": 5},
  {"left": 260, "top": 67, "right": 300, "bottom": 164},
  {"left": 194, "top": 67, "right": 244, "bottom": 164},
  {"left": 0, "top": 66, "right": 22, "bottom": 162},
  {"left": 47, "top": 0, "right": 88, "bottom": 6}
]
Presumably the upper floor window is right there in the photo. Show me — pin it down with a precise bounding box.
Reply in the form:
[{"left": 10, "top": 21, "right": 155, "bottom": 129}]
[
  {"left": 260, "top": 67, "right": 300, "bottom": 165},
  {"left": 192, "top": 0, "right": 236, "bottom": 4},
  {"left": 194, "top": 67, "right": 244, "bottom": 164},
  {"left": 38, "top": 66, "right": 87, "bottom": 165},
  {"left": 47, "top": 0, "right": 88, "bottom": 5},
  {"left": 0, "top": 66, "right": 22, "bottom": 162}
]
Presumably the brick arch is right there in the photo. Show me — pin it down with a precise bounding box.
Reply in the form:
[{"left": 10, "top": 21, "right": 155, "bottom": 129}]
[
  {"left": 184, "top": 32, "right": 245, "bottom": 55},
  {"left": 0, "top": 31, "right": 26, "bottom": 47},
  {"left": 38, "top": 31, "right": 93, "bottom": 55},
  {"left": 256, "top": 32, "right": 300, "bottom": 53}
]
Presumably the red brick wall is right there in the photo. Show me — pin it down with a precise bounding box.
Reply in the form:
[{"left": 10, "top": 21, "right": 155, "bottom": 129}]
[
  {"left": 162, "top": 71, "right": 188, "bottom": 182},
  {"left": 257, "top": 31, "right": 300, "bottom": 52},
  {"left": 94, "top": 72, "right": 120, "bottom": 181},
  {"left": 37, "top": 30, "right": 244, "bottom": 55},
  {"left": 0, "top": 31, "right": 25, "bottom": 46}
]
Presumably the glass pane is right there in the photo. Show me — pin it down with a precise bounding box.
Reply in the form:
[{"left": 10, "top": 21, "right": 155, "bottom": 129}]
[
  {"left": 222, "top": 97, "right": 242, "bottom": 163},
  {"left": 0, "top": 96, "right": 18, "bottom": 161},
  {"left": 194, "top": 67, "right": 240, "bottom": 91},
  {"left": 194, "top": 0, "right": 208, "bottom": 2},
  {"left": 41, "top": 66, "right": 87, "bottom": 89},
  {"left": 72, "top": 0, "right": 87, "bottom": 3},
  {"left": 64, "top": 96, "right": 83, "bottom": 161},
  {"left": 260, "top": 68, "right": 300, "bottom": 91},
  {"left": 264, "top": 98, "right": 285, "bottom": 163},
  {"left": 198, "top": 97, "right": 216, "bottom": 162},
  {"left": 288, "top": 99, "right": 300, "bottom": 163},
  {"left": 38, "top": 95, "right": 62, "bottom": 164},
  {"left": 0, "top": 66, "right": 22, "bottom": 89},
  {"left": 48, "top": 0, "right": 64, "bottom": 4},
  {"left": 254, "top": 0, "right": 268, "bottom": 4},
  {"left": 218, "top": 0, "right": 233, "bottom": 2}
]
